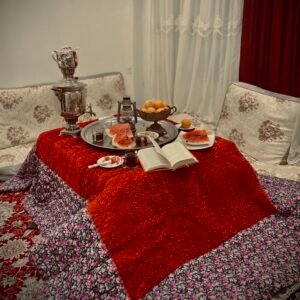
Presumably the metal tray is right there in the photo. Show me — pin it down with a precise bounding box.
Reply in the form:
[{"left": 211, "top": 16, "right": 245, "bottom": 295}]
[{"left": 80, "top": 118, "right": 179, "bottom": 151}]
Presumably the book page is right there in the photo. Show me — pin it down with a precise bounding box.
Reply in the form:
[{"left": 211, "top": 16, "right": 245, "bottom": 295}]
[
  {"left": 137, "top": 147, "right": 171, "bottom": 172},
  {"left": 149, "top": 137, "right": 165, "bottom": 157},
  {"left": 161, "top": 142, "right": 198, "bottom": 169}
]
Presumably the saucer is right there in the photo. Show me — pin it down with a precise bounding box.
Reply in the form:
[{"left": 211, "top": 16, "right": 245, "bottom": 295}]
[
  {"left": 137, "top": 131, "right": 159, "bottom": 141},
  {"left": 97, "top": 156, "right": 123, "bottom": 168},
  {"left": 175, "top": 124, "right": 195, "bottom": 131}
]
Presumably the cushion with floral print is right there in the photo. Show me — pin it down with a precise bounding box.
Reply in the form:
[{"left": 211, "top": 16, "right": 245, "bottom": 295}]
[
  {"left": 0, "top": 72, "right": 126, "bottom": 150},
  {"left": 0, "top": 85, "right": 62, "bottom": 150},
  {"left": 0, "top": 142, "right": 35, "bottom": 180},
  {"left": 216, "top": 82, "right": 300, "bottom": 164},
  {"left": 78, "top": 72, "right": 125, "bottom": 122}
]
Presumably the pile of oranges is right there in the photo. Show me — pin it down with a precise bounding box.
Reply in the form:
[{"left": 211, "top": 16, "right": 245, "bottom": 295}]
[{"left": 140, "top": 99, "right": 169, "bottom": 113}]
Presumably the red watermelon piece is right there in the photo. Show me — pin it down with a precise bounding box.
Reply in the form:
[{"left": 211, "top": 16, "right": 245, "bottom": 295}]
[
  {"left": 182, "top": 129, "right": 209, "bottom": 145},
  {"left": 105, "top": 123, "right": 133, "bottom": 138},
  {"left": 112, "top": 133, "right": 136, "bottom": 149},
  {"left": 106, "top": 123, "right": 136, "bottom": 148}
]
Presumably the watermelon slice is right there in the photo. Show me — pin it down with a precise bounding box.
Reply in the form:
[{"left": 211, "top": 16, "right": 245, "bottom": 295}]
[
  {"left": 105, "top": 123, "right": 133, "bottom": 138},
  {"left": 105, "top": 123, "right": 136, "bottom": 148},
  {"left": 112, "top": 133, "right": 136, "bottom": 149},
  {"left": 182, "top": 129, "right": 209, "bottom": 145}
]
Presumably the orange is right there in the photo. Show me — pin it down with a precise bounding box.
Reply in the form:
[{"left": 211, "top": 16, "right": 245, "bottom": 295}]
[
  {"left": 144, "top": 99, "right": 154, "bottom": 108},
  {"left": 181, "top": 119, "right": 191, "bottom": 129},
  {"left": 146, "top": 107, "right": 156, "bottom": 113},
  {"left": 153, "top": 99, "right": 165, "bottom": 109}
]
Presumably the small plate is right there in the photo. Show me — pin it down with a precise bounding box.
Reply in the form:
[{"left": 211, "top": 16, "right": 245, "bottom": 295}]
[
  {"left": 175, "top": 124, "right": 195, "bottom": 131},
  {"left": 97, "top": 156, "right": 123, "bottom": 168},
  {"left": 137, "top": 131, "right": 159, "bottom": 141},
  {"left": 177, "top": 131, "right": 215, "bottom": 150}
]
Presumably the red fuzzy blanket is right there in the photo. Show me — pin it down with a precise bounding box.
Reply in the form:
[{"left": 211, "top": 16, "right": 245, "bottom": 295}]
[{"left": 36, "top": 128, "right": 276, "bottom": 299}]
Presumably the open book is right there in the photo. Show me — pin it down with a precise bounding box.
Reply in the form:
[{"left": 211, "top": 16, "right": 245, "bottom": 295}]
[{"left": 137, "top": 138, "right": 198, "bottom": 172}]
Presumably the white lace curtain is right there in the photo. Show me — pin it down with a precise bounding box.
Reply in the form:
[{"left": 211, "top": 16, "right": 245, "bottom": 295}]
[{"left": 133, "top": 0, "right": 244, "bottom": 126}]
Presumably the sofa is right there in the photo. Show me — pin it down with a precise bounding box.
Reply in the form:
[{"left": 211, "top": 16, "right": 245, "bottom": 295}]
[
  {"left": 170, "top": 81, "right": 300, "bottom": 182},
  {"left": 0, "top": 72, "right": 126, "bottom": 180}
]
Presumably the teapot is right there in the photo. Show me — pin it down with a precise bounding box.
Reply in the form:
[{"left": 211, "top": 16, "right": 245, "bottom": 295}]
[{"left": 52, "top": 45, "right": 78, "bottom": 78}]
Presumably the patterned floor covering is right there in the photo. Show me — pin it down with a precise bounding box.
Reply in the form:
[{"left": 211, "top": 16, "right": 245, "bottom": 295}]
[{"left": 0, "top": 190, "right": 42, "bottom": 299}]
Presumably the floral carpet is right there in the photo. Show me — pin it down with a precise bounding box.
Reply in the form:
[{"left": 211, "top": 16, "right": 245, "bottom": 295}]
[{"left": 0, "top": 190, "right": 42, "bottom": 300}]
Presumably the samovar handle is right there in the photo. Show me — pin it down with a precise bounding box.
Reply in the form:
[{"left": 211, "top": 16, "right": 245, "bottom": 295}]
[{"left": 51, "top": 51, "right": 58, "bottom": 63}]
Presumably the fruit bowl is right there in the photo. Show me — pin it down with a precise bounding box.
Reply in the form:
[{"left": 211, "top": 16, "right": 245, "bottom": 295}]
[
  {"left": 137, "top": 106, "right": 177, "bottom": 122},
  {"left": 137, "top": 106, "right": 177, "bottom": 135}
]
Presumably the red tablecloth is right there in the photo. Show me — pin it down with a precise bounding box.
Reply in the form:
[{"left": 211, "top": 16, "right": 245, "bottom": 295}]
[{"left": 35, "top": 127, "right": 276, "bottom": 299}]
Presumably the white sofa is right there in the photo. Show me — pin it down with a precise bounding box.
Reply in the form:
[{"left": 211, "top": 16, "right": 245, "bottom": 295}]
[{"left": 0, "top": 72, "right": 126, "bottom": 180}]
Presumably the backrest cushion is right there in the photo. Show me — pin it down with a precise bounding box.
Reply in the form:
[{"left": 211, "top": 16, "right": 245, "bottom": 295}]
[
  {"left": 0, "top": 72, "right": 125, "bottom": 149},
  {"left": 216, "top": 82, "right": 300, "bottom": 165},
  {"left": 79, "top": 72, "right": 125, "bottom": 121}
]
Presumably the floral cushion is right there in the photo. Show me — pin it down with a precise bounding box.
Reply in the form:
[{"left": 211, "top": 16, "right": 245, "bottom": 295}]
[
  {"left": 0, "top": 85, "right": 62, "bottom": 150},
  {"left": 243, "top": 152, "right": 300, "bottom": 182},
  {"left": 80, "top": 73, "right": 125, "bottom": 120},
  {"left": 0, "top": 72, "right": 125, "bottom": 150},
  {"left": 217, "top": 82, "right": 300, "bottom": 164},
  {"left": 0, "top": 142, "right": 35, "bottom": 181},
  {"left": 0, "top": 142, "right": 34, "bottom": 169}
]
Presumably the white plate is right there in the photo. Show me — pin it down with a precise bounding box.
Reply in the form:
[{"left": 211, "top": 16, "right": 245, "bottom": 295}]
[
  {"left": 137, "top": 131, "right": 159, "bottom": 141},
  {"left": 97, "top": 156, "right": 123, "bottom": 168},
  {"left": 175, "top": 124, "right": 195, "bottom": 131},
  {"left": 176, "top": 131, "right": 215, "bottom": 150}
]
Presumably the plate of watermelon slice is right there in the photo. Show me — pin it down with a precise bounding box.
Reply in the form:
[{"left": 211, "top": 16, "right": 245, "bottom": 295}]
[
  {"left": 177, "top": 128, "right": 215, "bottom": 150},
  {"left": 81, "top": 118, "right": 179, "bottom": 150}
]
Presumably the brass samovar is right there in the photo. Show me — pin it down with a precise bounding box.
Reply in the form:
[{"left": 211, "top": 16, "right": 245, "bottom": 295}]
[{"left": 51, "top": 45, "right": 94, "bottom": 136}]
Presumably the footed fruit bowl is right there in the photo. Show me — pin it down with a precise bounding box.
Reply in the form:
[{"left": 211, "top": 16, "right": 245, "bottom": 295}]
[{"left": 137, "top": 105, "right": 177, "bottom": 135}]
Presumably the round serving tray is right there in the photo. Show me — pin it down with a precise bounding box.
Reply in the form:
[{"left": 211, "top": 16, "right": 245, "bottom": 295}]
[{"left": 80, "top": 118, "right": 179, "bottom": 151}]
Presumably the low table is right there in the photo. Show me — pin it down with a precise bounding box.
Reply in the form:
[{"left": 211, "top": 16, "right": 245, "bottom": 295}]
[{"left": 9, "top": 122, "right": 276, "bottom": 299}]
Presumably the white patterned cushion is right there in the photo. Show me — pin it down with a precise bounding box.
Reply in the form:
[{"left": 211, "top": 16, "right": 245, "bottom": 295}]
[
  {"left": 80, "top": 72, "right": 125, "bottom": 120},
  {"left": 0, "top": 85, "right": 62, "bottom": 149},
  {"left": 217, "top": 82, "right": 300, "bottom": 164},
  {"left": 0, "top": 142, "right": 34, "bottom": 169},
  {"left": 0, "top": 72, "right": 125, "bottom": 150},
  {"left": 0, "top": 142, "right": 35, "bottom": 181},
  {"left": 243, "top": 152, "right": 300, "bottom": 182}
]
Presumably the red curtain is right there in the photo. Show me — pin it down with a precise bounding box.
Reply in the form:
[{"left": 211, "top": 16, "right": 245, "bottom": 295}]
[{"left": 239, "top": 0, "right": 300, "bottom": 97}]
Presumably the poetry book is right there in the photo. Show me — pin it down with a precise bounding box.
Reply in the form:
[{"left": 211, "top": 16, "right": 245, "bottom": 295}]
[{"left": 137, "top": 139, "right": 198, "bottom": 172}]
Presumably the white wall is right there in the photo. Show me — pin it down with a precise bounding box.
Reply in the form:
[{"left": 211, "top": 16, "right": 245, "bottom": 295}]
[{"left": 0, "top": 0, "right": 134, "bottom": 96}]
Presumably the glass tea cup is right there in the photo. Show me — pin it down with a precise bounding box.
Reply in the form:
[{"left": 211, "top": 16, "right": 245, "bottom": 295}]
[
  {"left": 123, "top": 150, "right": 139, "bottom": 169},
  {"left": 92, "top": 127, "right": 105, "bottom": 145},
  {"left": 135, "top": 135, "right": 148, "bottom": 148}
]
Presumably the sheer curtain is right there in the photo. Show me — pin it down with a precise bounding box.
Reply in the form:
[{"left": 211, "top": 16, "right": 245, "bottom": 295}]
[{"left": 133, "top": 0, "right": 244, "bottom": 126}]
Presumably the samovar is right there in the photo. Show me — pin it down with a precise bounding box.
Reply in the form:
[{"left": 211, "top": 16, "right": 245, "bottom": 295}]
[{"left": 51, "top": 45, "right": 94, "bottom": 136}]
